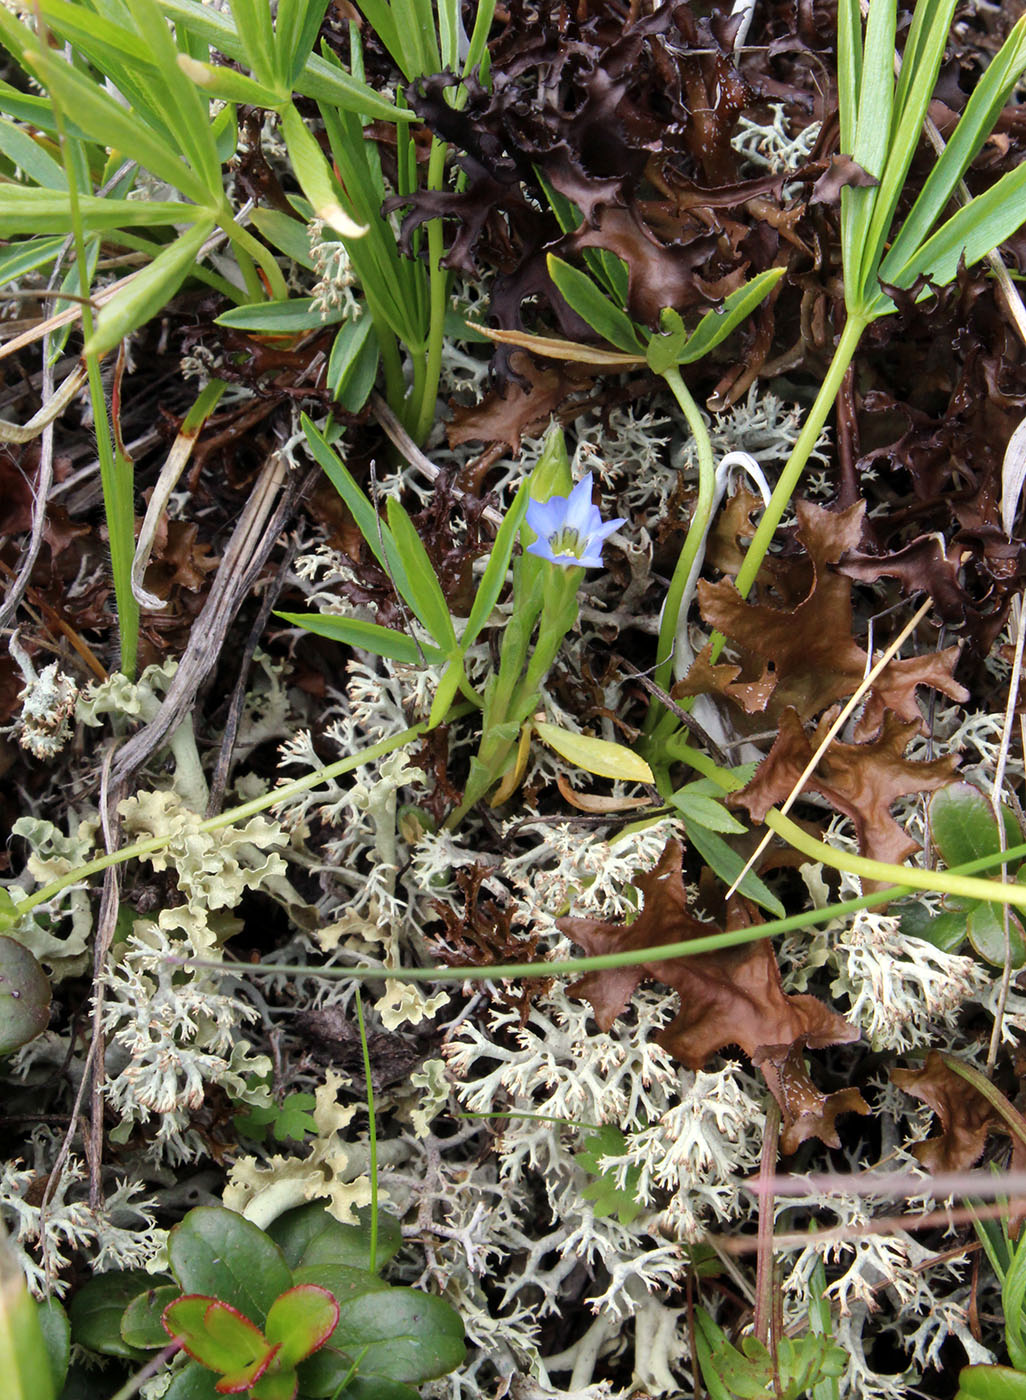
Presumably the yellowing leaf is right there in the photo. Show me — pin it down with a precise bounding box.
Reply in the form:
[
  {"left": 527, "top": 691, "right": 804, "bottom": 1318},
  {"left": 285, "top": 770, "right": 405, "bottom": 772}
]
[{"left": 533, "top": 721, "right": 653, "bottom": 784}]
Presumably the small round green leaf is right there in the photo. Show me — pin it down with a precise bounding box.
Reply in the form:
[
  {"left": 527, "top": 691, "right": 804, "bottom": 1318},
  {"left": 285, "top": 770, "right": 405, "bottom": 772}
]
[
  {"left": 68, "top": 1270, "right": 154, "bottom": 1359},
  {"left": 265, "top": 1285, "right": 339, "bottom": 1368},
  {"left": 121, "top": 1285, "right": 181, "bottom": 1350},
  {"left": 956, "top": 1365, "right": 1026, "bottom": 1399}
]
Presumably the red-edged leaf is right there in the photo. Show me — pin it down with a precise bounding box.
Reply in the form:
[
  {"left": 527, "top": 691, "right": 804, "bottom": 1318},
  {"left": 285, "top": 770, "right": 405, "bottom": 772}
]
[
  {"left": 215, "top": 1344, "right": 280, "bottom": 1395},
  {"left": 162, "top": 1295, "right": 270, "bottom": 1376},
  {"left": 264, "top": 1286, "right": 339, "bottom": 1369}
]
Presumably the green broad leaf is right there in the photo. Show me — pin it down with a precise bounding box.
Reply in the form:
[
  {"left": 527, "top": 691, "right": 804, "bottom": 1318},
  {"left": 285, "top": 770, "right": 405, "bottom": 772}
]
[
  {"left": 681, "top": 819, "right": 785, "bottom": 918},
  {"left": 327, "top": 316, "right": 374, "bottom": 394},
  {"left": 177, "top": 54, "right": 284, "bottom": 106},
  {"left": 265, "top": 1286, "right": 339, "bottom": 1369},
  {"left": 668, "top": 787, "right": 747, "bottom": 835},
  {"left": 164, "top": 1360, "right": 223, "bottom": 1400},
  {"left": 291, "top": 1265, "right": 388, "bottom": 1310},
  {"left": 84, "top": 219, "right": 215, "bottom": 357},
  {"left": 928, "top": 784, "right": 1022, "bottom": 870},
  {"left": 275, "top": 612, "right": 444, "bottom": 666},
  {"left": 250, "top": 1369, "right": 300, "bottom": 1400},
  {"left": 0, "top": 1229, "right": 56, "bottom": 1400},
  {"left": 645, "top": 306, "right": 689, "bottom": 375},
  {"left": 280, "top": 101, "right": 365, "bottom": 240},
  {"left": 0, "top": 937, "right": 50, "bottom": 1054},
  {"left": 167, "top": 1208, "right": 292, "bottom": 1324},
  {"left": 271, "top": 1204, "right": 401, "bottom": 1275},
  {"left": 215, "top": 297, "right": 345, "bottom": 332},
  {"left": 461, "top": 482, "right": 529, "bottom": 650},
  {"left": 0, "top": 188, "right": 197, "bottom": 237},
  {"left": 673, "top": 267, "right": 786, "bottom": 366},
  {"left": 385, "top": 498, "right": 457, "bottom": 649},
  {"left": 248, "top": 208, "right": 317, "bottom": 270},
  {"left": 533, "top": 721, "right": 654, "bottom": 785},
  {"left": 68, "top": 1271, "right": 155, "bottom": 1360},
  {"left": 575, "top": 1125, "right": 644, "bottom": 1225},
  {"left": 305, "top": 1288, "right": 465, "bottom": 1386},
  {"left": 957, "top": 1367, "right": 1026, "bottom": 1399},
  {"left": 120, "top": 1285, "right": 181, "bottom": 1350},
  {"left": 163, "top": 1296, "right": 269, "bottom": 1374},
  {"left": 546, "top": 253, "right": 646, "bottom": 354}
]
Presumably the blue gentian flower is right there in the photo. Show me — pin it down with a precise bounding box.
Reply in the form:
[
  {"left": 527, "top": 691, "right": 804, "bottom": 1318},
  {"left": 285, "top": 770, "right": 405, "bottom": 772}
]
[{"left": 525, "top": 474, "right": 627, "bottom": 569}]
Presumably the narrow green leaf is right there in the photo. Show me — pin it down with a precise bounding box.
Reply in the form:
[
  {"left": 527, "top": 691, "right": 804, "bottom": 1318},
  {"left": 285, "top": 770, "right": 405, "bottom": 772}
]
[
  {"left": 36, "top": 0, "right": 151, "bottom": 64},
  {"left": 681, "top": 818, "right": 785, "bottom": 917},
  {"left": 249, "top": 208, "right": 317, "bottom": 269},
  {"left": 668, "top": 788, "right": 747, "bottom": 835},
  {"left": 177, "top": 53, "right": 284, "bottom": 105},
  {"left": 385, "top": 498, "right": 457, "bottom": 648},
  {"left": 215, "top": 297, "right": 346, "bottom": 332},
  {"left": 0, "top": 1227, "right": 56, "bottom": 1400},
  {"left": 84, "top": 219, "right": 215, "bottom": 357},
  {"left": 0, "top": 117, "right": 66, "bottom": 189},
  {"left": 275, "top": 613, "right": 444, "bottom": 666},
  {"left": 0, "top": 188, "right": 195, "bottom": 237},
  {"left": 23, "top": 46, "right": 211, "bottom": 205},
  {"left": 300, "top": 415, "right": 394, "bottom": 574},
  {"left": 280, "top": 101, "right": 366, "bottom": 239},
  {"left": 326, "top": 317, "right": 374, "bottom": 397},
  {"left": 0, "top": 236, "right": 66, "bottom": 290},
  {"left": 533, "top": 721, "right": 654, "bottom": 784},
  {"left": 675, "top": 267, "right": 786, "bottom": 365},
  {"left": 878, "top": 160, "right": 1026, "bottom": 305},
  {"left": 887, "top": 16, "right": 1026, "bottom": 290},
  {"left": 279, "top": 0, "right": 331, "bottom": 87},
  {"left": 546, "top": 254, "right": 646, "bottom": 354},
  {"left": 859, "top": 0, "right": 959, "bottom": 300},
  {"left": 836, "top": 0, "right": 862, "bottom": 157},
  {"left": 228, "top": 0, "right": 278, "bottom": 86},
  {"left": 462, "top": 482, "right": 530, "bottom": 648}
]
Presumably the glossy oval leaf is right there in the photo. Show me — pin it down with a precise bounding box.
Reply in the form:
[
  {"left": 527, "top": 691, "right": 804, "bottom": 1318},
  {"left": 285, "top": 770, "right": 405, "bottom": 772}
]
[
  {"left": 68, "top": 1270, "right": 155, "bottom": 1360},
  {"left": 270, "top": 1204, "right": 401, "bottom": 1274},
  {"left": 320, "top": 1288, "right": 464, "bottom": 1384},
  {"left": 929, "top": 783, "right": 1022, "bottom": 870},
  {"left": 966, "top": 901, "right": 1026, "bottom": 969},
  {"left": 167, "top": 1208, "right": 292, "bottom": 1325},
  {"left": 121, "top": 1284, "right": 182, "bottom": 1350},
  {"left": 0, "top": 937, "right": 50, "bottom": 1054},
  {"left": 533, "top": 721, "right": 653, "bottom": 785}
]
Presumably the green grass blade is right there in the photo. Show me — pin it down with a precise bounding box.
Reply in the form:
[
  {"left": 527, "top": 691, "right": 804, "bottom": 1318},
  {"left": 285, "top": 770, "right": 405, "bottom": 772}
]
[
  {"left": 547, "top": 254, "right": 646, "bottom": 353},
  {"left": 462, "top": 0, "right": 495, "bottom": 78},
  {"left": 836, "top": 0, "right": 862, "bottom": 156},
  {"left": 276, "top": 612, "right": 443, "bottom": 665},
  {"left": 280, "top": 0, "right": 331, "bottom": 87},
  {"left": 36, "top": 0, "right": 150, "bottom": 64},
  {"left": 354, "top": 0, "right": 407, "bottom": 75},
  {"left": 880, "top": 14, "right": 1026, "bottom": 284},
  {"left": 385, "top": 498, "right": 457, "bottom": 647},
  {"left": 280, "top": 101, "right": 367, "bottom": 238},
  {"left": 436, "top": 0, "right": 460, "bottom": 70},
  {"left": 83, "top": 218, "right": 216, "bottom": 356},
  {"left": 0, "top": 235, "right": 67, "bottom": 289},
  {"left": 177, "top": 55, "right": 283, "bottom": 106}
]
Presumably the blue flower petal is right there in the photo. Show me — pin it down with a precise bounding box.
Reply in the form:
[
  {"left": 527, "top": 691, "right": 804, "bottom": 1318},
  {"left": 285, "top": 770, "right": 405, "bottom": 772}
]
[{"left": 563, "top": 474, "right": 598, "bottom": 535}]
